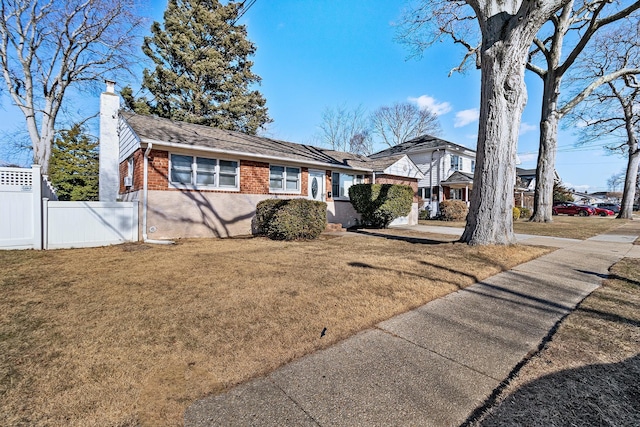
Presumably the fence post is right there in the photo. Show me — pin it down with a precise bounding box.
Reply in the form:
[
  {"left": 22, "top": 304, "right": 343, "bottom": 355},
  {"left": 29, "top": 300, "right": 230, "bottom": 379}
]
[
  {"left": 32, "top": 165, "right": 43, "bottom": 250},
  {"left": 42, "top": 198, "right": 49, "bottom": 250}
]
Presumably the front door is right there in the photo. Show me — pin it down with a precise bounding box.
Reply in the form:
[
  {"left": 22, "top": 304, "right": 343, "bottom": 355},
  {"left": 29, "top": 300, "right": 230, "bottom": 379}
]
[{"left": 308, "top": 170, "right": 325, "bottom": 202}]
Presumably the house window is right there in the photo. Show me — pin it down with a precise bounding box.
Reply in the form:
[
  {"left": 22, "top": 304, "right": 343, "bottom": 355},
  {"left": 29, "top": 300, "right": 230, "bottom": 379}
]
[
  {"left": 451, "top": 155, "right": 461, "bottom": 171},
  {"left": 450, "top": 188, "right": 463, "bottom": 200},
  {"left": 170, "top": 154, "right": 238, "bottom": 189},
  {"left": 471, "top": 160, "right": 476, "bottom": 173},
  {"left": 126, "top": 157, "right": 134, "bottom": 187},
  {"left": 269, "top": 165, "right": 300, "bottom": 192},
  {"left": 332, "top": 172, "right": 359, "bottom": 198},
  {"left": 419, "top": 187, "right": 432, "bottom": 199}
]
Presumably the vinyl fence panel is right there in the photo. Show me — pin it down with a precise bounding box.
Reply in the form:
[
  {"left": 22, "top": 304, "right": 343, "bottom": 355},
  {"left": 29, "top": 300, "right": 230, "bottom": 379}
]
[{"left": 45, "top": 201, "right": 138, "bottom": 249}]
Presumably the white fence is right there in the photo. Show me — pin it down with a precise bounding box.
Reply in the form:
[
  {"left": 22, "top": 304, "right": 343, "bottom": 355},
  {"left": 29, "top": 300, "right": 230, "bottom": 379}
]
[{"left": 1, "top": 165, "right": 138, "bottom": 250}]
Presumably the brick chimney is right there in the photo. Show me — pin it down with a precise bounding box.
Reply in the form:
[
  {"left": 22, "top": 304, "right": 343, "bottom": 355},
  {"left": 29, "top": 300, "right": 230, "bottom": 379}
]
[{"left": 99, "top": 80, "right": 120, "bottom": 201}]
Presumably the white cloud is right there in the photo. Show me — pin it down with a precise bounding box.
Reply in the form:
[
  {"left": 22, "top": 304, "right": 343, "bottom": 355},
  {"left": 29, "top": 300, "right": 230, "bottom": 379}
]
[
  {"left": 519, "top": 122, "right": 537, "bottom": 136},
  {"left": 563, "top": 182, "right": 592, "bottom": 193},
  {"left": 517, "top": 152, "right": 538, "bottom": 163},
  {"left": 408, "top": 95, "right": 452, "bottom": 116},
  {"left": 454, "top": 109, "right": 479, "bottom": 128}
]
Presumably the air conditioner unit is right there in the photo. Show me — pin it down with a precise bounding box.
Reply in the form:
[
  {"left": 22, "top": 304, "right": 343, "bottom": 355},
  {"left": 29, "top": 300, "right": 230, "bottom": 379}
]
[{"left": 124, "top": 176, "right": 132, "bottom": 187}]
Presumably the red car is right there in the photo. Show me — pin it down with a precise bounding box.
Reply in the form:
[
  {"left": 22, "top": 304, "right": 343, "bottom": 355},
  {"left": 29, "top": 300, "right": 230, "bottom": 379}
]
[
  {"left": 552, "top": 202, "right": 595, "bottom": 216},
  {"left": 589, "top": 205, "right": 615, "bottom": 216}
]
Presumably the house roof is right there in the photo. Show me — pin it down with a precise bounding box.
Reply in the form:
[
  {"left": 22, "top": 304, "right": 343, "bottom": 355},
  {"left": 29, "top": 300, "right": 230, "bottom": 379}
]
[
  {"left": 122, "top": 112, "right": 374, "bottom": 169},
  {"left": 121, "top": 112, "right": 423, "bottom": 178},
  {"left": 368, "top": 134, "right": 475, "bottom": 158},
  {"left": 441, "top": 171, "right": 474, "bottom": 185}
]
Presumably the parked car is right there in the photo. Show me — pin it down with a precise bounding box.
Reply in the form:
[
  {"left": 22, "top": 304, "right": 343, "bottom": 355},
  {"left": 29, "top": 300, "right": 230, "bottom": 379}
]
[
  {"left": 552, "top": 202, "right": 595, "bottom": 216},
  {"left": 589, "top": 205, "right": 615, "bottom": 216},
  {"left": 595, "top": 202, "right": 620, "bottom": 213}
]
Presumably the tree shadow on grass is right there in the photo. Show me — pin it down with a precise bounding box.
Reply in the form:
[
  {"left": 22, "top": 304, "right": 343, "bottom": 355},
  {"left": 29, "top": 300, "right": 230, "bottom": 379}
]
[
  {"left": 350, "top": 229, "right": 455, "bottom": 245},
  {"left": 472, "top": 353, "right": 640, "bottom": 427}
]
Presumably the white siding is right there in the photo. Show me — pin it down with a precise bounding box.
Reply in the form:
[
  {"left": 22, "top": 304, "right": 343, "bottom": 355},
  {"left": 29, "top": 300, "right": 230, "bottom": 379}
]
[
  {"left": 383, "top": 156, "right": 423, "bottom": 179},
  {"left": 119, "top": 117, "right": 141, "bottom": 162}
]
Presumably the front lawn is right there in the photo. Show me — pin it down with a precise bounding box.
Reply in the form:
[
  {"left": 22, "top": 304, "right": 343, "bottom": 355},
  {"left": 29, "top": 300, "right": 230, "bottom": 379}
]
[
  {"left": 419, "top": 215, "right": 629, "bottom": 240},
  {"left": 0, "top": 234, "right": 549, "bottom": 426}
]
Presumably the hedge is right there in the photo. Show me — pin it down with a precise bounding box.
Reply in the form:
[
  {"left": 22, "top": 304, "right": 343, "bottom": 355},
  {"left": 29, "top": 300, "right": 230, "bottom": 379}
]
[
  {"left": 513, "top": 207, "right": 521, "bottom": 221},
  {"left": 255, "top": 199, "right": 327, "bottom": 240},
  {"left": 349, "top": 184, "right": 413, "bottom": 228},
  {"left": 439, "top": 200, "right": 468, "bottom": 221}
]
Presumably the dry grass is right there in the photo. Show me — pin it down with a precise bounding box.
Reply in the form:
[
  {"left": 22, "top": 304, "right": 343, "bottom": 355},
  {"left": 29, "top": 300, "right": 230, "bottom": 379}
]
[
  {"left": 472, "top": 258, "right": 640, "bottom": 426},
  {"left": 0, "top": 233, "right": 549, "bottom": 426},
  {"left": 419, "top": 215, "right": 628, "bottom": 240}
]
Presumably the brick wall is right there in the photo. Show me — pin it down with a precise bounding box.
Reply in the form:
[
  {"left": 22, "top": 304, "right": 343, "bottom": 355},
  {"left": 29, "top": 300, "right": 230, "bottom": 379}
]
[
  {"left": 119, "top": 149, "right": 312, "bottom": 197},
  {"left": 119, "top": 149, "right": 145, "bottom": 194},
  {"left": 240, "top": 160, "right": 270, "bottom": 194}
]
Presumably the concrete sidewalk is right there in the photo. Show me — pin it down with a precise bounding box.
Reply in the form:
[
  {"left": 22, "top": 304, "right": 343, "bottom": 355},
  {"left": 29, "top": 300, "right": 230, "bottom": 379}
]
[{"left": 185, "top": 223, "right": 640, "bottom": 426}]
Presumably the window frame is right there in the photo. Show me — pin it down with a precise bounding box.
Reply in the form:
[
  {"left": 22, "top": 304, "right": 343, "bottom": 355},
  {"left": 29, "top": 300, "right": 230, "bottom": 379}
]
[
  {"left": 332, "top": 171, "right": 362, "bottom": 199},
  {"left": 269, "top": 164, "right": 301, "bottom": 193},
  {"left": 450, "top": 155, "right": 462, "bottom": 171},
  {"left": 450, "top": 188, "right": 463, "bottom": 200},
  {"left": 169, "top": 153, "right": 239, "bottom": 191}
]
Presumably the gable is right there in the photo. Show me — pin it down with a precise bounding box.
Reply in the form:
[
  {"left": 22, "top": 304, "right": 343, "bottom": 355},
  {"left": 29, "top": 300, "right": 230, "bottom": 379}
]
[{"left": 382, "top": 156, "right": 424, "bottom": 180}]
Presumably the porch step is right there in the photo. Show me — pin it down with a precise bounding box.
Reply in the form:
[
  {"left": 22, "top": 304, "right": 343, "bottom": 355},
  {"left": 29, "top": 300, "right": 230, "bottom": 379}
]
[{"left": 325, "top": 222, "right": 346, "bottom": 233}]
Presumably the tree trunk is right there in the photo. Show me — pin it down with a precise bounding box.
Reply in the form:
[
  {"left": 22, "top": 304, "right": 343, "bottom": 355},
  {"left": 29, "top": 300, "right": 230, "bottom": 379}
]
[
  {"left": 461, "top": 26, "right": 531, "bottom": 245},
  {"left": 530, "top": 73, "right": 561, "bottom": 222},
  {"left": 618, "top": 110, "right": 639, "bottom": 219}
]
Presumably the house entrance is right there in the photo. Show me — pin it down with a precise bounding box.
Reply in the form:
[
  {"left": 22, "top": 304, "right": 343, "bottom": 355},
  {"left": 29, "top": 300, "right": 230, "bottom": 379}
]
[{"left": 308, "top": 170, "right": 325, "bottom": 202}]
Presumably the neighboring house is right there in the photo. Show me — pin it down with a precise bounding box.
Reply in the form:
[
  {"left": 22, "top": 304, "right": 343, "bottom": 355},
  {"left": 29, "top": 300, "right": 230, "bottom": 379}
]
[
  {"left": 514, "top": 167, "right": 562, "bottom": 210},
  {"left": 571, "top": 192, "right": 607, "bottom": 205},
  {"left": 98, "top": 82, "right": 424, "bottom": 240},
  {"left": 369, "top": 135, "right": 477, "bottom": 215}
]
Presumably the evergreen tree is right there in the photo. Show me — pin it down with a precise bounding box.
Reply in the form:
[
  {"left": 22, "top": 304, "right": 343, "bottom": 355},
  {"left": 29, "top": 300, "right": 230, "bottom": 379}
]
[
  {"left": 553, "top": 182, "right": 574, "bottom": 204},
  {"left": 49, "top": 125, "right": 99, "bottom": 201},
  {"left": 131, "top": 0, "right": 271, "bottom": 134}
]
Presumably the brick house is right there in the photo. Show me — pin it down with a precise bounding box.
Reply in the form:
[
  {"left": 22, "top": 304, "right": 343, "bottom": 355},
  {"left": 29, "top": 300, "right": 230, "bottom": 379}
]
[{"left": 98, "top": 83, "right": 423, "bottom": 240}]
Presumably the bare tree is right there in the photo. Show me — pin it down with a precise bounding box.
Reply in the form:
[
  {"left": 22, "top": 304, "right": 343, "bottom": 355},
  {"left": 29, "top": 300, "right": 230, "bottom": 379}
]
[
  {"left": 0, "top": 0, "right": 144, "bottom": 173},
  {"left": 316, "top": 104, "right": 369, "bottom": 153},
  {"left": 527, "top": 0, "right": 640, "bottom": 223},
  {"left": 401, "top": 0, "right": 572, "bottom": 245},
  {"left": 349, "top": 130, "right": 373, "bottom": 156},
  {"left": 570, "top": 25, "right": 640, "bottom": 219},
  {"left": 370, "top": 101, "right": 441, "bottom": 147}
]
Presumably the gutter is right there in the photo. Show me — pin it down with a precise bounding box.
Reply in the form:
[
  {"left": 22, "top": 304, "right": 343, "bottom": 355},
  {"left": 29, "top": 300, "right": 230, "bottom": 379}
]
[{"left": 142, "top": 142, "right": 174, "bottom": 245}]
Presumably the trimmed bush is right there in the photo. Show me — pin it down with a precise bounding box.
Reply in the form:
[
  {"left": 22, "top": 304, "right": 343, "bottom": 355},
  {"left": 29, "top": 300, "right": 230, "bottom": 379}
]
[
  {"left": 418, "top": 209, "right": 431, "bottom": 220},
  {"left": 256, "top": 199, "right": 327, "bottom": 240},
  {"left": 439, "top": 200, "right": 468, "bottom": 221},
  {"left": 349, "top": 184, "right": 414, "bottom": 228},
  {"left": 519, "top": 207, "right": 531, "bottom": 219},
  {"left": 513, "top": 207, "right": 521, "bottom": 221}
]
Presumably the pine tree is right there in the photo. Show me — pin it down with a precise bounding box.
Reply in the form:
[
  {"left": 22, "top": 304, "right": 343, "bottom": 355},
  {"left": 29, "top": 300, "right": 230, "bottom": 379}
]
[
  {"left": 131, "top": 0, "right": 270, "bottom": 134},
  {"left": 49, "top": 125, "right": 99, "bottom": 201}
]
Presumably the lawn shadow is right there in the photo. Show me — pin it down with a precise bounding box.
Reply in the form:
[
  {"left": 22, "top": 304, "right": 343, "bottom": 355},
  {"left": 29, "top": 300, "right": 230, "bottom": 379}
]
[
  {"left": 350, "top": 229, "right": 455, "bottom": 245},
  {"left": 347, "top": 261, "right": 467, "bottom": 290},
  {"left": 471, "top": 354, "right": 640, "bottom": 426},
  {"left": 577, "top": 269, "right": 640, "bottom": 288}
]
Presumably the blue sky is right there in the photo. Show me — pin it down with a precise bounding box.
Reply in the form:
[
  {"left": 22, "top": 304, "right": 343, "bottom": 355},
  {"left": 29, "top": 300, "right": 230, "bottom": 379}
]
[{"left": 0, "top": 0, "right": 628, "bottom": 192}]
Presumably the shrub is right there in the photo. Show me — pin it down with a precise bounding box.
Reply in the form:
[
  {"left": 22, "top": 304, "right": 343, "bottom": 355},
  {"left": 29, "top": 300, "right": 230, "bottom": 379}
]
[
  {"left": 439, "top": 200, "right": 468, "bottom": 221},
  {"left": 349, "top": 184, "right": 414, "bottom": 228},
  {"left": 513, "top": 207, "right": 521, "bottom": 221},
  {"left": 256, "top": 199, "right": 327, "bottom": 240},
  {"left": 418, "top": 209, "right": 431, "bottom": 220},
  {"left": 519, "top": 207, "right": 531, "bottom": 219}
]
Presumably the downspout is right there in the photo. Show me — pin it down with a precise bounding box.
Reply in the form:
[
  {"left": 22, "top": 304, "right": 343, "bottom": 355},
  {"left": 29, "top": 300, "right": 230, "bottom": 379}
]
[
  {"left": 143, "top": 143, "right": 174, "bottom": 245},
  {"left": 372, "top": 172, "right": 376, "bottom": 184}
]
